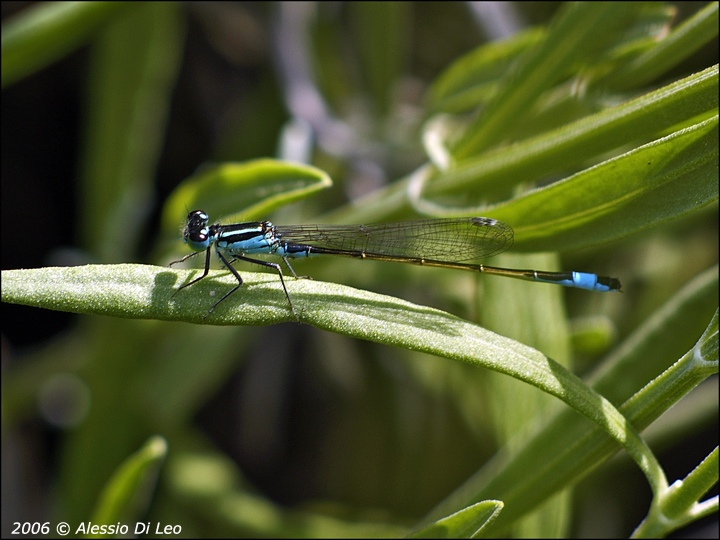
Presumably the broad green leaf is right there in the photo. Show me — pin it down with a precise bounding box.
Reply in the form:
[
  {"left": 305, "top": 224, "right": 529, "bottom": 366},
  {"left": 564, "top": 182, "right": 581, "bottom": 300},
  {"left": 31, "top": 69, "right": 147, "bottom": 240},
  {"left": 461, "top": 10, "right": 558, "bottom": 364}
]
[
  {"left": 490, "top": 115, "right": 719, "bottom": 251},
  {"left": 161, "top": 159, "right": 333, "bottom": 241},
  {"left": 1, "top": 264, "right": 668, "bottom": 501}
]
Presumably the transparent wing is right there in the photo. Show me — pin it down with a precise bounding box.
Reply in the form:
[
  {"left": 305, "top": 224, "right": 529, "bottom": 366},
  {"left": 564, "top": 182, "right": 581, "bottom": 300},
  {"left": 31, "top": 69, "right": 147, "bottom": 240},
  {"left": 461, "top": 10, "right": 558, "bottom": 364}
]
[{"left": 274, "top": 218, "right": 513, "bottom": 262}]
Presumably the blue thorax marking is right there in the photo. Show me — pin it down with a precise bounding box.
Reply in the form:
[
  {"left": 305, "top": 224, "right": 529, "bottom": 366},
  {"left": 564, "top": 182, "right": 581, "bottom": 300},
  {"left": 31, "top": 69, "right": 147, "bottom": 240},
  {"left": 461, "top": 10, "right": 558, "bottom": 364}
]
[{"left": 217, "top": 222, "right": 276, "bottom": 255}]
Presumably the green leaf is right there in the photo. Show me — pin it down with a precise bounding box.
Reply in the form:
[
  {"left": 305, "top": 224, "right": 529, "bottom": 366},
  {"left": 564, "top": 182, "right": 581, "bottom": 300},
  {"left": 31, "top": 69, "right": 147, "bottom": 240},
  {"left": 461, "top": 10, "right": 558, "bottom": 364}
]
[
  {"left": 348, "top": 1, "right": 410, "bottom": 116},
  {"left": 79, "top": 2, "right": 184, "bottom": 260},
  {"left": 408, "top": 501, "right": 503, "bottom": 539},
  {"left": 602, "top": 2, "right": 720, "bottom": 90},
  {"left": 1, "top": 1, "right": 131, "bottom": 88},
  {"left": 1, "top": 263, "right": 667, "bottom": 500},
  {"left": 424, "top": 27, "right": 545, "bottom": 116},
  {"left": 160, "top": 159, "right": 333, "bottom": 241},
  {"left": 667, "top": 432, "right": 720, "bottom": 520},
  {"left": 423, "top": 66, "right": 719, "bottom": 201},
  {"left": 452, "top": 2, "right": 648, "bottom": 158},
  {"left": 331, "top": 66, "right": 718, "bottom": 235},
  {"left": 89, "top": 436, "right": 167, "bottom": 534},
  {"left": 492, "top": 115, "right": 719, "bottom": 251},
  {"left": 422, "top": 267, "right": 719, "bottom": 534},
  {"left": 418, "top": 113, "right": 718, "bottom": 252}
]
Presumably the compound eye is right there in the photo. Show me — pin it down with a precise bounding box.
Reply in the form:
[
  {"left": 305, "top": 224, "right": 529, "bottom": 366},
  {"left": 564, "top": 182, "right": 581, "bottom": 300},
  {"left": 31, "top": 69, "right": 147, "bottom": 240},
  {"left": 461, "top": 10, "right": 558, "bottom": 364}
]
[
  {"left": 185, "top": 227, "right": 211, "bottom": 250},
  {"left": 188, "top": 231, "right": 207, "bottom": 243},
  {"left": 192, "top": 210, "right": 207, "bottom": 219}
]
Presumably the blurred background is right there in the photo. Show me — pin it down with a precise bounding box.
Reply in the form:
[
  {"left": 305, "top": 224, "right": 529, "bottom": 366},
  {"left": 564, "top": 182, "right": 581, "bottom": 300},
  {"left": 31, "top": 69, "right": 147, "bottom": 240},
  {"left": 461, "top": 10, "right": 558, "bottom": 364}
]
[{"left": 2, "top": 2, "right": 717, "bottom": 538}]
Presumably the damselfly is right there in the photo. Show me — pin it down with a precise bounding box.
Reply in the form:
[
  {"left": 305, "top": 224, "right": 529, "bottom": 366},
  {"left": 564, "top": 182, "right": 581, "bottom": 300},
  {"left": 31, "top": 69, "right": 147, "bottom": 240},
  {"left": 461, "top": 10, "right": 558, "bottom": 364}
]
[{"left": 170, "top": 210, "right": 621, "bottom": 320}]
